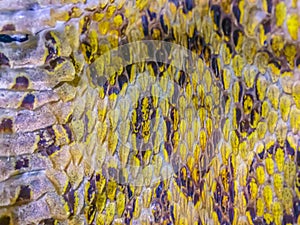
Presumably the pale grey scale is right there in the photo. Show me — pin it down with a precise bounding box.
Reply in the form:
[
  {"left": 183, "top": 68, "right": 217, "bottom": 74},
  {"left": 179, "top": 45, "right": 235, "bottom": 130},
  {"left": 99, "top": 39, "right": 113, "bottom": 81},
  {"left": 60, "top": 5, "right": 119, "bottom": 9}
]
[
  {"left": 0, "top": 106, "right": 56, "bottom": 133},
  {"left": 0, "top": 90, "right": 59, "bottom": 110},
  {"left": 8, "top": 192, "right": 68, "bottom": 225},
  {"left": 0, "top": 132, "right": 39, "bottom": 157},
  {"left": 0, "top": 170, "right": 55, "bottom": 207},
  {"left": 0, "top": 63, "right": 75, "bottom": 91},
  {"left": 0, "top": 153, "right": 51, "bottom": 183}
]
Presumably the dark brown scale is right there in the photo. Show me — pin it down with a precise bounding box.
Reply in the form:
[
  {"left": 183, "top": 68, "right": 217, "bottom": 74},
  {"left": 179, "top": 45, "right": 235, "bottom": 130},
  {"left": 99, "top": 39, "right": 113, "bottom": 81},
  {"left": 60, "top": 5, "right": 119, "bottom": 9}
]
[
  {"left": 239, "top": 119, "right": 251, "bottom": 134},
  {"left": 232, "top": 4, "right": 241, "bottom": 23},
  {"left": 16, "top": 185, "right": 31, "bottom": 202},
  {"left": 81, "top": 16, "right": 91, "bottom": 34},
  {"left": 21, "top": 93, "right": 35, "bottom": 110},
  {"left": 86, "top": 204, "right": 96, "bottom": 224},
  {"left": 38, "top": 127, "right": 56, "bottom": 151},
  {"left": 246, "top": 206, "right": 256, "bottom": 223},
  {"left": 141, "top": 15, "right": 149, "bottom": 36},
  {"left": 46, "top": 57, "right": 65, "bottom": 71},
  {"left": 294, "top": 200, "right": 300, "bottom": 223},
  {"left": 0, "top": 215, "right": 11, "bottom": 225},
  {"left": 229, "top": 207, "right": 234, "bottom": 223},
  {"left": 62, "top": 123, "right": 73, "bottom": 142},
  {"left": 118, "top": 74, "right": 128, "bottom": 90},
  {"left": 211, "top": 56, "right": 220, "bottom": 79},
  {"left": 12, "top": 76, "right": 29, "bottom": 90},
  {"left": 296, "top": 56, "right": 300, "bottom": 68},
  {"left": 0, "top": 52, "right": 10, "bottom": 67},
  {"left": 178, "top": 71, "right": 186, "bottom": 87},
  {"left": 15, "top": 157, "right": 29, "bottom": 169},
  {"left": 1, "top": 24, "right": 16, "bottom": 31},
  {"left": 283, "top": 213, "right": 294, "bottom": 225},
  {"left": 39, "top": 218, "right": 57, "bottom": 225},
  {"left": 222, "top": 17, "right": 232, "bottom": 37},
  {"left": 211, "top": 5, "right": 221, "bottom": 29},
  {"left": 233, "top": 29, "right": 242, "bottom": 47},
  {"left": 63, "top": 186, "right": 76, "bottom": 216},
  {"left": 151, "top": 201, "right": 162, "bottom": 223},
  {"left": 266, "top": 0, "right": 272, "bottom": 14},
  {"left": 108, "top": 86, "right": 120, "bottom": 95},
  {"left": 0, "top": 118, "right": 13, "bottom": 134},
  {"left": 165, "top": 142, "right": 173, "bottom": 159},
  {"left": 214, "top": 181, "right": 222, "bottom": 205},
  {"left": 267, "top": 144, "right": 275, "bottom": 155},
  {"left": 193, "top": 191, "right": 200, "bottom": 205},
  {"left": 286, "top": 140, "right": 295, "bottom": 156},
  {"left": 160, "top": 14, "right": 168, "bottom": 34},
  {"left": 214, "top": 206, "right": 222, "bottom": 223},
  {"left": 202, "top": 45, "right": 211, "bottom": 66}
]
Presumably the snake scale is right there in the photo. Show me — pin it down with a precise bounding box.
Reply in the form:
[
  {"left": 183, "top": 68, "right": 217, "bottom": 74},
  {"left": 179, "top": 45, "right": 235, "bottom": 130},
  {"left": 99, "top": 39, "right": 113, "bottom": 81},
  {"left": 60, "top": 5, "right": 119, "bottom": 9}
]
[{"left": 0, "top": 0, "right": 299, "bottom": 224}]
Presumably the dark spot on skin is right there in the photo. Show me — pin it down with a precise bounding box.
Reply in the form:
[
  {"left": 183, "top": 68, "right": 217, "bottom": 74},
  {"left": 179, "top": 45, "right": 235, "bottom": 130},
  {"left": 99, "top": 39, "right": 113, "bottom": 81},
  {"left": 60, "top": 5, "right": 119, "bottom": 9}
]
[
  {"left": 16, "top": 185, "right": 31, "bottom": 202},
  {"left": 141, "top": 15, "right": 149, "bottom": 36},
  {"left": 211, "top": 5, "right": 221, "bottom": 29},
  {"left": 0, "top": 215, "right": 11, "bottom": 225},
  {"left": 15, "top": 158, "right": 29, "bottom": 169},
  {"left": 13, "top": 76, "right": 29, "bottom": 90},
  {"left": 0, "top": 118, "right": 13, "bottom": 133},
  {"left": 21, "top": 93, "right": 35, "bottom": 110},
  {"left": 0, "top": 52, "right": 10, "bottom": 67},
  {"left": 222, "top": 17, "right": 232, "bottom": 37}
]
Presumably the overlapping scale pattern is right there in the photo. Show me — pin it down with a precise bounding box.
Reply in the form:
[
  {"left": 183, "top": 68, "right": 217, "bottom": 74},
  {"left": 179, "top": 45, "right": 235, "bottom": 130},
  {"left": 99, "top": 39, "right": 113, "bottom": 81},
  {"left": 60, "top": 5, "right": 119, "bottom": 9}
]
[{"left": 0, "top": 0, "right": 299, "bottom": 225}]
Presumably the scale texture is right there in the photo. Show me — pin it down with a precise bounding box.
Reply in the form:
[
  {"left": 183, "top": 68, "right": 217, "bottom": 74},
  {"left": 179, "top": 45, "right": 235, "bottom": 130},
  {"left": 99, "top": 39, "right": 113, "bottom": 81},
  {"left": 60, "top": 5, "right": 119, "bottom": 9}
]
[{"left": 0, "top": 0, "right": 299, "bottom": 224}]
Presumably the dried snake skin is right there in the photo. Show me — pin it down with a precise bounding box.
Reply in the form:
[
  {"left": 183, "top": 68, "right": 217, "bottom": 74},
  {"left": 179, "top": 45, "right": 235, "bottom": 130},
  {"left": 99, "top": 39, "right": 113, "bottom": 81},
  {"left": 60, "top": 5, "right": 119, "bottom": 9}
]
[{"left": 0, "top": 0, "right": 299, "bottom": 224}]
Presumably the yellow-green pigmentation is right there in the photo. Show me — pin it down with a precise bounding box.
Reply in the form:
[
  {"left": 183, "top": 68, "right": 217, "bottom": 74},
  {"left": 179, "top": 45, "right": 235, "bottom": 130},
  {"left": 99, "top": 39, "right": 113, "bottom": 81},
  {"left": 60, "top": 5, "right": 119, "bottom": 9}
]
[{"left": 0, "top": 0, "right": 299, "bottom": 225}]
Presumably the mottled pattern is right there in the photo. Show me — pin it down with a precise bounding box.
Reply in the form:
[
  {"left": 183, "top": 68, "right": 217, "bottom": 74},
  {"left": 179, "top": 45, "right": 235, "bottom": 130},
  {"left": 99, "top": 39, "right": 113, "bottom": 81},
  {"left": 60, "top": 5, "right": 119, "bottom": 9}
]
[{"left": 0, "top": 0, "right": 299, "bottom": 225}]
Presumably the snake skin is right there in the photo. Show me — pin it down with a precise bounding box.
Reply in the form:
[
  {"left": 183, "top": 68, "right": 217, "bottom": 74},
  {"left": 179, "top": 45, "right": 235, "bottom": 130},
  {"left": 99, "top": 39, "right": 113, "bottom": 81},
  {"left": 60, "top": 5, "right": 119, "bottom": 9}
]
[{"left": 0, "top": 0, "right": 299, "bottom": 224}]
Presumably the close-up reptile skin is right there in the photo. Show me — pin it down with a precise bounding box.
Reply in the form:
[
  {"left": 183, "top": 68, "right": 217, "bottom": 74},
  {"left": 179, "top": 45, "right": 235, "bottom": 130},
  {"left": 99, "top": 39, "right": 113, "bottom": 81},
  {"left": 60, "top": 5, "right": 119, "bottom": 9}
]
[{"left": 0, "top": 0, "right": 299, "bottom": 224}]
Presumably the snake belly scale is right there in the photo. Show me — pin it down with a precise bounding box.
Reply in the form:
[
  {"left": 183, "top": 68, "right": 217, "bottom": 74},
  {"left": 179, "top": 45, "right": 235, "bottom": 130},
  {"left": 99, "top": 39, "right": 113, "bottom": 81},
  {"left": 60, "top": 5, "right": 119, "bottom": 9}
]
[{"left": 0, "top": 0, "right": 299, "bottom": 225}]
